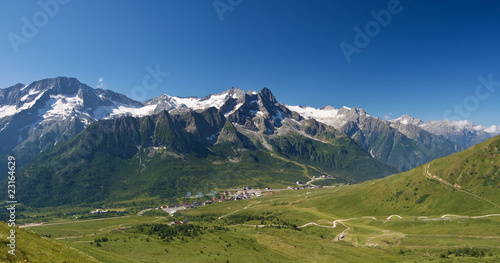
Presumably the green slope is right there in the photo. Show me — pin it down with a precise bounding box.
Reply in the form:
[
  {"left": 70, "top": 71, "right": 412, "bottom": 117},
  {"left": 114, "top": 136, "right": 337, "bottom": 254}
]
[
  {"left": 297, "top": 135, "right": 500, "bottom": 218},
  {"left": 0, "top": 222, "right": 98, "bottom": 263},
  {"left": 270, "top": 133, "right": 396, "bottom": 182}
]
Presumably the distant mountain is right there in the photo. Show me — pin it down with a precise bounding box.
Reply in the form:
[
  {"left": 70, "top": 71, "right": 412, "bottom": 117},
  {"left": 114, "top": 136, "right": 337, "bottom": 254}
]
[
  {"left": 419, "top": 120, "right": 498, "bottom": 149},
  {"left": 287, "top": 105, "right": 458, "bottom": 171},
  {"left": 17, "top": 88, "right": 395, "bottom": 207},
  {"left": 389, "top": 114, "right": 500, "bottom": 149},
  {"left": 0, "top": 78, "right": 252, "bottom": 166},
  {"left": 0, "top": 78, "right": 280, "bottom": 166},
  {"left": 0, "top": 77, "right": 142, "bottom": 165}
]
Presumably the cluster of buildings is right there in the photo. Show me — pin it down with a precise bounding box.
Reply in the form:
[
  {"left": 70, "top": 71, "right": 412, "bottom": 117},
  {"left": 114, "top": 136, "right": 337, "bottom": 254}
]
[
  {"left": 157, "top": 200, "right": 216, "bottom": 210},
  {"left": 234, "top": 188, "right": 263, "bottom": 199},
  {"left": 290, "top": 185, "right": 324, "bottom": 190},
  {"left": 155, "top": 188, "right": 266, "bottom": 216},
  {"left": 89, "top": 209, "right": 109, "bottom": 215}
]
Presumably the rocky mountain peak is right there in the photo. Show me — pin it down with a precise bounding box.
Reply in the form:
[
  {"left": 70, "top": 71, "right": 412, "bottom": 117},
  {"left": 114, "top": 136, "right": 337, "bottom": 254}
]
[
  {"left": 258, "top": 87, "right": 277, "bottom": 104},
  {"left": 392, "top": 114, "right": 423, "bottom": 126},
  {"left": 319, "top": 105, "right": 336, "bottom": 111}
]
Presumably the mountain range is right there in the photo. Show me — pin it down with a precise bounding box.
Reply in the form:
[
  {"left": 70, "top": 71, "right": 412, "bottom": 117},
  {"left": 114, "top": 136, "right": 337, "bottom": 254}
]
[
  {"left": 0, "top": 77, "right": 500, "bottom": 171},
  {"left": 1, "top": 77, "right": 499, "bottom": 206},
  {"left": 2, "top": 77, "right": 498, "bottom": 171}
]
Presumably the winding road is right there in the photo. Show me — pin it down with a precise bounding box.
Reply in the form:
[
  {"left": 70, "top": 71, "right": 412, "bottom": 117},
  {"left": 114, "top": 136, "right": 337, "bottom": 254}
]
[{"left": 296, "top": 213, "right": 500, "bottom": 241}]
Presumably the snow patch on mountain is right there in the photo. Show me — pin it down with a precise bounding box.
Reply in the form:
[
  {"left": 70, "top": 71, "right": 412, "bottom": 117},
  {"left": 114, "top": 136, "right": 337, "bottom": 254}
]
[
  {"left": 93, "top": 102, "right": 156, "bottom": 119},
  {"left": 390, "top": 114, "right": 423, "bottom": 126},
  {"left": 0, "top": 105, "right": 17, "bottom": 119},
  {"left": 42, "top": 94, "right": 83, "bottom": 119},
  {"left": 286, "top": 105, "right": 353, "bottom": 129},
  {"left": 0, "top": 91, "right": 45, "bottom": 119},
  {"left": 173, "top": 93, "right": 228, "bottom": 110}
]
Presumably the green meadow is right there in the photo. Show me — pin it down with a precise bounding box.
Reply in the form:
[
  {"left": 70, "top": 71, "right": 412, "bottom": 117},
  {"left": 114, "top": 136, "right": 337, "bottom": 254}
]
[{"left": 12, "top": 186, "right": 498, "bottom": 262}]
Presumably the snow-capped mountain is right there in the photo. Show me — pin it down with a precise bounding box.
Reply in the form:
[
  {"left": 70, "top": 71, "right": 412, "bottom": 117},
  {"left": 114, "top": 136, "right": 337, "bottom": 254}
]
[
  {"left": 0, "top": 77, "right": 296, "bottom": 166},
  {"left": 91, "top": 87, "right": 248, "bottom": 119},
  {"left": 146, "top": 87, "right": 246, "bottom": 112},
  {"left": 288, "top": 104, "right": 499, "bottom": 170},
  {"left": 1, "top": 76, "right": 498, "bottom": 172},
  {"left": 18, "top": 88, "right": 396, "bottom": 207},
  {"left": 389, "top": 115, "right": 500, "bottom": 149},
  {"left": 0, "top": 77, "right": 143, "bottom": 165},
  {"left": 286, "top": 105, "right": 459, "bottom": 171},
  {"left": 389, "top": 114, "right": 424, "bottom": 127}
]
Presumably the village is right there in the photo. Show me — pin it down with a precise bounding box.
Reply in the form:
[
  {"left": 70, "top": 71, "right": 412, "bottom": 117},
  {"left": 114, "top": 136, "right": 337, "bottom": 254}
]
[
  {"left": 89, "top": 175, "right": 346, "bottom": 223},
  {"left": 153, "top": 176, "right": 345, "bottom": 220},
  {"left": 155, "top": 187, "right": 265, "bottom": 219}
]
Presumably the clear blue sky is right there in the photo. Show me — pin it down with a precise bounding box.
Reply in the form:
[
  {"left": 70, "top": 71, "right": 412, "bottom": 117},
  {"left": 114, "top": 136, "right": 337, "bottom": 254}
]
[{"left": 1, "top": 0, "right": 499, "bottom": 125}]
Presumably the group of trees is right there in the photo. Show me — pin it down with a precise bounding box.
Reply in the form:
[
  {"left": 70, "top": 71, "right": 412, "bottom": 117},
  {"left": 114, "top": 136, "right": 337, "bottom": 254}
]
[
  {"left": 439, "top": 247, "right": 493, "bottom": 258},
  {"left": 129, "top": 223, "right": 212, "bottom": 241},
  {"left": 224, "top": 213, "right": 299, "bottom": 230}
]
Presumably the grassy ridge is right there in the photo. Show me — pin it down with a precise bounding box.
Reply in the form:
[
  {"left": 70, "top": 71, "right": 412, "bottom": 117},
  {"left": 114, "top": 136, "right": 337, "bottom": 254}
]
[
  {"left": 0, "top": 222, "right": 98, "bottom": 262},
  {"left": 427, "top": 135, "right": 500, "bottom": 204},
  {"left": 297, "top": 136, "right": 500, "bottom": 218}
]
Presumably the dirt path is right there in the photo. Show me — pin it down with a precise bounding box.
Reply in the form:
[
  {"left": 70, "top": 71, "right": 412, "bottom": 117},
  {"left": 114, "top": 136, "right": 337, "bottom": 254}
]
[
  {"left": 218, "top": 201, "right": 261, "bottom": 220},
  {"left": 470, "top": 214, "right": 500, "bottom": 218},
  {"left": 137, "top": 208, "right": 153, "bottom": 216},
  {"left": 298, "top": 222, "right": 336, "bottom": 229},
  {"left": 296, "top": 212, "right": 500, "bottom": 241},
  {"left": 298, "top": 218, "right": 354, "bottom": 241},
  {"left": 333, "top": 219, "right": 353, "bottom": 241}
]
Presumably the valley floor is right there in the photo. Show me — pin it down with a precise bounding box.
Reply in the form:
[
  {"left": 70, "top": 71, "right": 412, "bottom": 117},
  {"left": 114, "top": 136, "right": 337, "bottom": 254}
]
[{"left": 15, "top": 187, "right": 500, "bottom": 263}]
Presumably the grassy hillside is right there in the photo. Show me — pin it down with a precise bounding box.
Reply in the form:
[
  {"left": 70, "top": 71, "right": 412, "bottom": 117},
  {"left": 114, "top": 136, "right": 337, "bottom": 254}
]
[
  {"left": 270, "top": 134, "right": 397, "bottom": 182},
  {"left": 426, "top": 135, "right": 500, "bottom": 204},
  {"left": 296, "top": 135, "right": 500, "bottom": 218},
  {"left": 24, "top": 188, "right": 500, "bottom": 262},
  {"left": 18, "top": 149, "right": 312, "bottom": 207},
  {"left": 0, "top": 222, "right": 97, "bottom": 262}
]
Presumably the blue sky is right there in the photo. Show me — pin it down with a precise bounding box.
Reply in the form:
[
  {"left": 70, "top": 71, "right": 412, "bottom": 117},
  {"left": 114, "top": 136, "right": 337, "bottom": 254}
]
[{"left": 1, "top": 0, "right": 499, "bottom": 125}]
